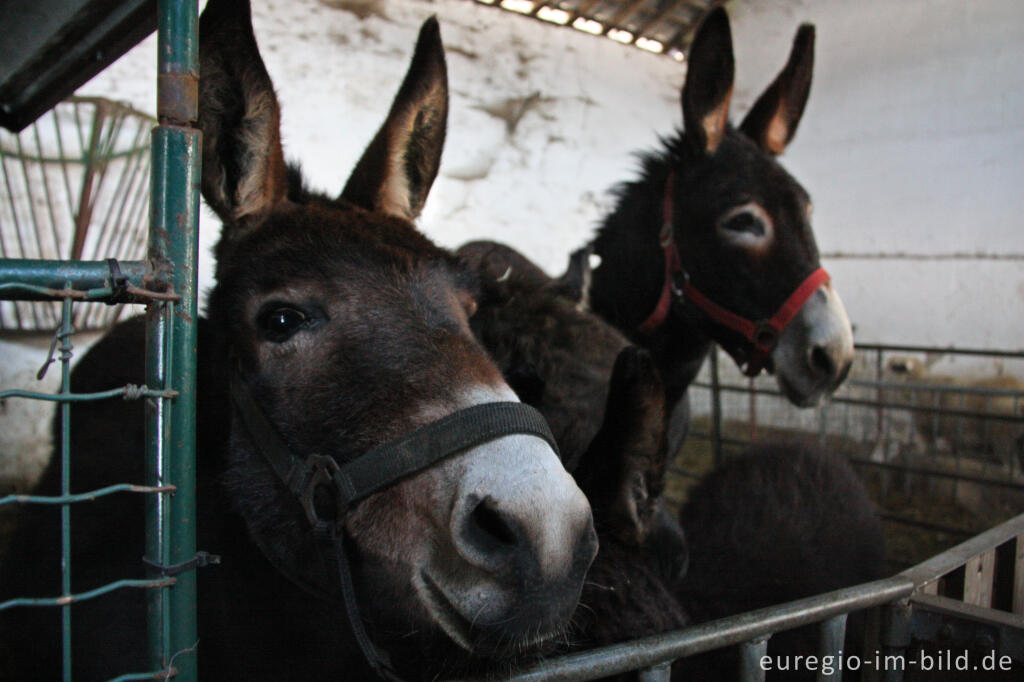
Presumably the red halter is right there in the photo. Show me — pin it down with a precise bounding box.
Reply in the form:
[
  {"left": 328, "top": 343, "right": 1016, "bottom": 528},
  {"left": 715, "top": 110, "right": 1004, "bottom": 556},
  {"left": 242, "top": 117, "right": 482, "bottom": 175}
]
[{"left": 637, "top": 171, "right": 831, "bottom": 377}]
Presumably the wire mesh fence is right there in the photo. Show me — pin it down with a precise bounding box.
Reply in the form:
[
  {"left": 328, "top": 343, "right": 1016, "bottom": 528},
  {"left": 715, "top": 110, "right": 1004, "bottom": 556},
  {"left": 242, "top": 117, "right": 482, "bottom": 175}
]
[{"left": 0, "top": 264, "right": 183, "bottom": 680}]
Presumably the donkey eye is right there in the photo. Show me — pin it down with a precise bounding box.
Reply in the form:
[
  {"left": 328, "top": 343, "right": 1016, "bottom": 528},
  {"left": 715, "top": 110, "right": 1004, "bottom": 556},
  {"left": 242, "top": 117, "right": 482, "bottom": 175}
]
[
  {"left": 717, "top": 202, "right": 773, "bottom": 246},
  {"left": 721, "top": 210, "right": 765, "bottom": 236},
  {"left": 258, "top": 306, "right": 310, "bottom": 342}
]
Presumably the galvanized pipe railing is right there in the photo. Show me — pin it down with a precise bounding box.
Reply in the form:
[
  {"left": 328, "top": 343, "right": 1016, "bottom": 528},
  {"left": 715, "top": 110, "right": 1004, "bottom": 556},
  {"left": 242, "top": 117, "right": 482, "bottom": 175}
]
[
  {"left": 493, "top": 578, "right": 914, "bottom": 682},
  {"left": 480, "top": 512, "right": 1024, "bottom": 682}
]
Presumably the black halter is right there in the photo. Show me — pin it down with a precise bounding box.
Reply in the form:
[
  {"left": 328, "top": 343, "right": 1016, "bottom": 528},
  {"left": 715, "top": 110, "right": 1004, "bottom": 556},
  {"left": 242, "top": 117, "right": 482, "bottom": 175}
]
[{"left": 229, "top": 369, "right": 560, "bottom": 679}]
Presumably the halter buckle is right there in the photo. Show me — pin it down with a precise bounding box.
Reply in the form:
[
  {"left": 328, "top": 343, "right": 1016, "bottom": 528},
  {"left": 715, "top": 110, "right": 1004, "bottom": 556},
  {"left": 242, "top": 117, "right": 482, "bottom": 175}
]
[
  {"left": 753, "top": 321, "right": 779, "bottom": 351},
  {"left": 299, "top": 454, "right": 348, "bottom": 531}
]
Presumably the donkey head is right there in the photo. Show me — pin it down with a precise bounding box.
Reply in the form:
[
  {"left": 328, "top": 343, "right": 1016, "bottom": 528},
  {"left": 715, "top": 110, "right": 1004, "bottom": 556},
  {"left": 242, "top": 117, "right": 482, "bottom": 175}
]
[
  {"left": 673, "top": 8, "right": 853, "bottom": 405},
  {"left": 199, "top": 0, "right": 595, "bottom": 662},
  {"left": 572, "top": 346, "right": 690, "bottom": 646}
]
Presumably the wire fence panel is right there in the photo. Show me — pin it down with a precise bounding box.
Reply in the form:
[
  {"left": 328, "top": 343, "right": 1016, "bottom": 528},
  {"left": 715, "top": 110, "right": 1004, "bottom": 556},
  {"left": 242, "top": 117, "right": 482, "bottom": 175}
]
[
  {"left": 0, "top": 270, "right": 182, "bottom": 680},
  {"left": 677, "top": 343, "right": 1024, "bottom": 544},
  {"left": 0, "top": 1, "right": 200, "bottom": 679}
]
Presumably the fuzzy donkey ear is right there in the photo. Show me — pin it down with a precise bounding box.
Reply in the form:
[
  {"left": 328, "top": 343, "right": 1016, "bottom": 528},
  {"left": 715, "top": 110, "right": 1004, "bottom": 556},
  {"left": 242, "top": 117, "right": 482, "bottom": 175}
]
[
  {"left": 198, "top": 0, "right": 289, "bottom": 229},
  {"left": 682, "top": 7, "right": 735, "bottom": 156},
  {"left": 740, "top": 23, "right": 815, "bottom": 155},
  {"left": 341, "top": 17, "right": 448, "bottom": 221},
  {"left": 576, "top": 346, "right": 669, "bottom": 547}
]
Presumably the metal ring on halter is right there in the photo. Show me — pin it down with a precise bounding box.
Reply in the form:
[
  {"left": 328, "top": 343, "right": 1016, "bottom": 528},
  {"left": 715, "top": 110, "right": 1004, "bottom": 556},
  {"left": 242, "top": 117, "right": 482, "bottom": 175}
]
[{"left": 753, "top": 321, "right": 779, "bottom": 351}]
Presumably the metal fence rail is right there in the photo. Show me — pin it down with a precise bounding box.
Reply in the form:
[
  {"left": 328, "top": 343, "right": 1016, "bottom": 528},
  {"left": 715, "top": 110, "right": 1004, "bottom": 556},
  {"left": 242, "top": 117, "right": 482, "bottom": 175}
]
[
  {"left": 0, "top": 1, "right": 200, "bottom": 679},
  {"left": 472, "top": 512, "right": 1024, "bottom": 681},
  {"left": 679, "top": 343, "right": 1024, "bottom": 541}
]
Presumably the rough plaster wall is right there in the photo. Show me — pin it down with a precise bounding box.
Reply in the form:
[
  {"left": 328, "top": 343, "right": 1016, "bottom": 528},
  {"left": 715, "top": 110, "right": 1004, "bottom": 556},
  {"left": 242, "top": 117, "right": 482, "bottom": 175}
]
[
  {"left": 1, "top": 0, "right": 684, "bottom": 485},
  {"left": 78, "top": 0, "right": 685, "bottom": 300},
  {"left": 728, "top": 0, "right": 1024, "bottom": 350},
  {"left": 3, "top": 0, "right": 1023, "bottom": 484}
]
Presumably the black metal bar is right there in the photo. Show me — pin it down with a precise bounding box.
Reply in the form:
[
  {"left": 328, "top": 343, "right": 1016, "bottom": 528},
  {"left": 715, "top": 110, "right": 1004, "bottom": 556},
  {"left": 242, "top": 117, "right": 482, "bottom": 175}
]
[
  {"left": 690, "top": 380, "right": 1023, "bottom": 423},
  {"left": 909, "top": 593, "right": 1024, "bottom": 662},
  {"left": 852, "top": 343, "right": 1024, "bottom": 360},
  {"left": 710, "top": 344, "right": 723, "bottom": 467}
]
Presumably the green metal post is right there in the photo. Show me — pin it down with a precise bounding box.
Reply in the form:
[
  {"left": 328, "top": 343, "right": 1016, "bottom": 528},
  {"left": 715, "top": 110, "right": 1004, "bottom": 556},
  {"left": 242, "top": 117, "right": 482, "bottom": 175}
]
[
  {"left": 147, "top": 0, "right": 200, "bottom": 678},
  {"left": 58, "top": 291, "right": 74, "bottom": 680}
]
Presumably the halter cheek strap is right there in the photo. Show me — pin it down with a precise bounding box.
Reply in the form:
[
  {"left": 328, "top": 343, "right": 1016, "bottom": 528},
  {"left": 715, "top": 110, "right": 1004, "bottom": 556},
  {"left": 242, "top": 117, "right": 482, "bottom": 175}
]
[
  {"left": 637, "top": 171, "right": 831, "bottom": 377},
  {"left": 229, "top": 371, "right": 559, "bottom": 680}
]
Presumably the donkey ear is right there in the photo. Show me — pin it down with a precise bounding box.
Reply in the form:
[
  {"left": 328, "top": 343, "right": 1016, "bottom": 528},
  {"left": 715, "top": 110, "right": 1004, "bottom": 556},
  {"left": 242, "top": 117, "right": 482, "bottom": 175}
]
[
  {"left": 341, "top": 17, "right": 448, "bottom": 221},
  {"left": 682, "top": 7, "right": 735, "bottom": 155},
  {"left": 576, "top": 346, "right": 668, "bottom": 546},
  {"left": 198, "top": 0, "right": 288, "bottom": 227},
  {"left": 740, "top": 24, "right": 815, "bottom": 155}
]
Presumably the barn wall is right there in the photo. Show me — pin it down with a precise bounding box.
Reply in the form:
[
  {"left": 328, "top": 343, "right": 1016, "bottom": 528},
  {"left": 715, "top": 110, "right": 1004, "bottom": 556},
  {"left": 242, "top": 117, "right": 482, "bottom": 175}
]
[
  {"left": 76, "top": 0, "right": 685, "bottom": 303},
  {"left": 1, "top": 0, "right": 682, "bottom": 486},
  {"left": 70, "top": 0, "right": 1024, "bottom": 352},
  {"left": 3, "top": 0, "right": 1022, "bottom": 484},
  {"left": 727, "top": 0, "right": 1024, "bottom": 351}
]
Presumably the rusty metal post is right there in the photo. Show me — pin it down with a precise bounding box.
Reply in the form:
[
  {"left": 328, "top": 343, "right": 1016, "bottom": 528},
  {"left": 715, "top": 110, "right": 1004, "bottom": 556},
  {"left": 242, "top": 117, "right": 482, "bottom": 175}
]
[{"left": 146, "top": 0, "right": 200, "bottom": 678}]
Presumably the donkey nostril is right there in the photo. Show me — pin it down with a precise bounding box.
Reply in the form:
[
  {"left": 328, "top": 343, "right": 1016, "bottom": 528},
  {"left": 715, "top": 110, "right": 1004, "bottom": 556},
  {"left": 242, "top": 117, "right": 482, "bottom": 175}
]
[
  {"left": 468, "top": 496, "right": 520, "bottom": 550},
  {"left": 809, "top": 345, "right": 835, "bottom": 378}
]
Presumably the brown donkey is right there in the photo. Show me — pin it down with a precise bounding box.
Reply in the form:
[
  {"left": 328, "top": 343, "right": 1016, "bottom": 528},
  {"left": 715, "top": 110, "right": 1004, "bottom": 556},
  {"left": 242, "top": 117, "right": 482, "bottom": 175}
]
[{"left": 0, "top": 1, "right": 595, "bottom": 679}]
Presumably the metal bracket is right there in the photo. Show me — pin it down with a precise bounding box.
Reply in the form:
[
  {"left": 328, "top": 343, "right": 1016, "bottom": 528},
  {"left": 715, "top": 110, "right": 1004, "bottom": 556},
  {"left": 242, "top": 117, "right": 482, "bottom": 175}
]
[
  {"left": 106, "top": 258, "right": 130, "bottom": 304},
  {"left": 143, "top": 551, "right": 221, "bottom": 577}
]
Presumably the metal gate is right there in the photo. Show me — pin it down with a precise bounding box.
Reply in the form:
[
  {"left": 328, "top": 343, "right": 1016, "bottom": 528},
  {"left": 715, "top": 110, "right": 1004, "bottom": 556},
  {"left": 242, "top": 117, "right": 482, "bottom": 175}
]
[
  {"left": 491, "top": 512, "right": 1024, "bottom": 681},
  {"left": 0, "top": 1, "right": 200, "bottom": 679}
]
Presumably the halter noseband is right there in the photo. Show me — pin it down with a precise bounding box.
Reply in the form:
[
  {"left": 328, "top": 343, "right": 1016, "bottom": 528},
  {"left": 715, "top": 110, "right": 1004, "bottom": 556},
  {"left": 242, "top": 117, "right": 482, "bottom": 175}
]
[
  {"left": 637, "top": 171, "right": 830, "bottom": 378},
  {"left": 230, "top": 369, "right": 559, "bottom": 680}
]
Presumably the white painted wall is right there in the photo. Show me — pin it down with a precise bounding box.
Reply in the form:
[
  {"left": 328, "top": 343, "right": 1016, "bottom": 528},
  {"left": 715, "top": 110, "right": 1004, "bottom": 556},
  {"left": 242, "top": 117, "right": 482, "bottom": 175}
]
[
  {"left": 76, "top": 0, "right": 685, "bottom": 303},
  {"left": 727, "top": 0, "right": 1024, "bottom": 350},
  {"left": 3, "top": 0, "right": 1022, "bottom": 484}
]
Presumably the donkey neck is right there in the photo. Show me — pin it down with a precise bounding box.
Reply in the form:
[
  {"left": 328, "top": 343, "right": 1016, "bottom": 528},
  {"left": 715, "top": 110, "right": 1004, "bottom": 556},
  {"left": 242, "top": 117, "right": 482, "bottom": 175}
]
[{"left": 588, "top": 146, "right": 714, "bottom": 403}]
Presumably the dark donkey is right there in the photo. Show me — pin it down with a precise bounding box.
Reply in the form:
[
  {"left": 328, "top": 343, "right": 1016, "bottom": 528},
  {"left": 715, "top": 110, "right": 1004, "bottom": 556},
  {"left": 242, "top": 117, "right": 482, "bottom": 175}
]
[
  {"left": 588, "top": 6, "right": 853, "bottom": 420},
  {"left": 463, "top": 7, "right": 853, "bottom": 455},
  {"left": 0, "top": 1, "right": 596, "bottom": 679}
]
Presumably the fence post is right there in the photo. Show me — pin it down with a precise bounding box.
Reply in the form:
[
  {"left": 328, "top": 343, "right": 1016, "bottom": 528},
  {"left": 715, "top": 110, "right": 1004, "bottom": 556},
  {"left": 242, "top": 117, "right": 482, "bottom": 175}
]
[
  {"left": 739, "top": 635, "right": 769, "bottom": 682},
  {"left": 637, "top": 661, "right": 672, "bottom": 682},
  {"left": 147, "top": 0, "right": 200, "bottom": 678},
  {"left": 879, "top": 599, "right": 912, "bottom": 682},
  {"left": 57, "top": 292, "right": 74, "bottom": 680},
  {"left": 710, "top": 348, "right": 724, "bottom": 467},
  {"left": 1014, "top": 534, "right": 1024, "bottom": 615},
  {"left": 819, "top": 613, "right": 848, "bottom": 681}
]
